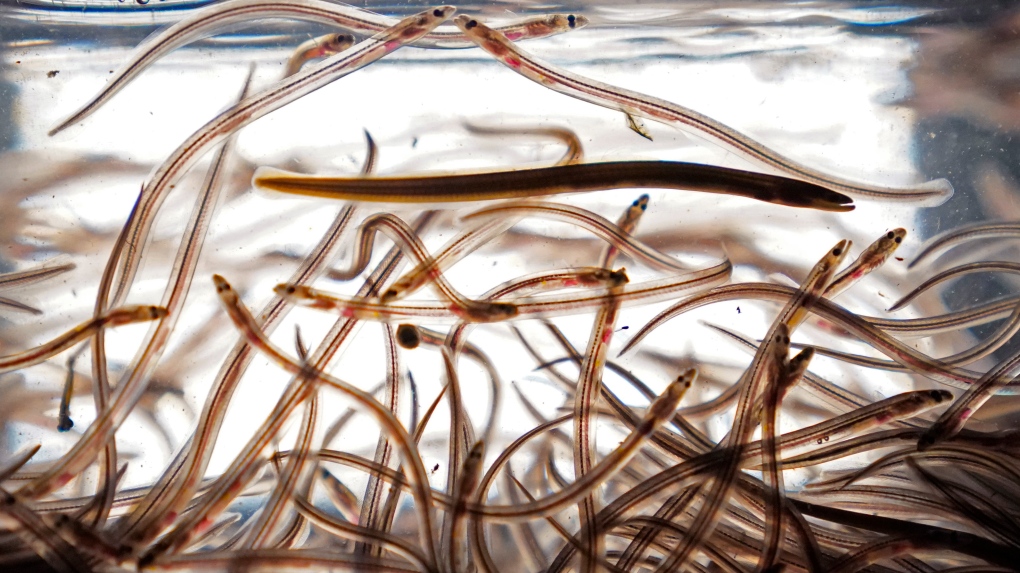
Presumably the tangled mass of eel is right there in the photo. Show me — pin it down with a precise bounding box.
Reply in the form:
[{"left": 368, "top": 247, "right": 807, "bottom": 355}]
[{"left": 3, "top": 2, "right": 1020, "bottom": 572}]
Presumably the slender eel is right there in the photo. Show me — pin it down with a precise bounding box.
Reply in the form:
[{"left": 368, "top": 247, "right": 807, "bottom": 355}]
[
  {"left": 653, "top": 241, "right": 846, "bottom": 571},
  {"left": 890, "top": 261, "right": 1020, "bottom": 311},
  {"left": 0, "top": 260, "right": 75, "bottom": 315},
  {"left": 254, "top": 159, "right": 855, "bottom": 211},
  {"left": 283, "top": 33, "right": 355, "bottom": 78},
  {"left": 918, "top": 339, "right": 1020, "bottom": 450},
  {"left": 446, "top": 440, "right": 485, "bottom": 573},
  {"left": 106, "top": 6, "right": 456, "bottom": 310},
  {"left": 909, "top": 221, "right": 1020, "bottom": 269},
  {"left": 461, "top": 200, "right": 698, "bottom": 272},
  {"left": 452, "top": 15, "right": 951, "bottom": 205},
  {"left": 759, "top": 348, "right": 814, "bottom": 571},
  {"left": 49, "top": 0, "right": 584, "bottom": 135},
  {"left": 471, "top": 370, "right": 692, "bottom": 521},
  {"left": 463, "top": 121, "right": 584, "bottom": 166},
  {"left": 276, "top": 260, "right": 730, "bottom": 324},
  {"left": 573, "top": 279, "right": 624, "bottom": 572},
  {"left": 825, "top": 228, "right": 905, "bottom": 298},
  {"left": 0, "top": 305, "right": 166, "bottom": 375},
  {"left": 620, "top": 282, "right": 1007, "bottom": 392},
  {"left": 601, "top": 194, "right": 649, "bottom": 267},
  {"left": 206, "top": 275, "right": 440, "bottom": 569}
]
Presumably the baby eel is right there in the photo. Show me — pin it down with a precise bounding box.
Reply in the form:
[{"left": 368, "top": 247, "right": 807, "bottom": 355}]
[
  {"left": 0, "top": 487, "right": 92, "bottom": 573},
  {"left": 0, "top": 305, "right": 165, "bottom": 375},
  {"left": 462, "top": 200, "right": 695, "bottom": 272},
  {"left": 316, "top": 469, "right": 361, "bottom": 523},
  {"left": 471, "top": 370, "right": 693, "bottom": 522},
  {"left": 621, "top": 282, "right": 1000, "bottom": 392},
  {"left": 657, "top": 242, "right": 845, "bottom": 572},
  {"left": 276, "top": 261, "right": 729, "bottom": 324},
  {"left": 0, "top": 296, "right": 42, "bottom": 316},
  {"left": 106, "top": 7, "right": 455, "bottom": 309},
  {"left": 133, "top": 186, "right": 403, "bottom": 551},
  {"left": 208, "top": 275, "right": 439, "bottom": 569},
  {"left": 0, "top": 259, "right": 75, "bottom": 315},
  {"left": 254, "top": 159, "right": 855, "bottom": 211},
  {"left": 411, "top": 325, "right": 503, "bottom": 448},
  {"left": 117, "top": 209, "right": 360, "bottom": 547},
  {"left": 792, "top": 299, "right": 1020, "bottom": 373},
  {"left": 353, "top": 324, "right": 402, "bottom": 558},
  {"left": 824, "top": 228, "right": 905, "bottom": 298},
  {"left": 316, "top": 212, "right": 517, "bottom": 321},
  {"left": 463, "top": 121, "right": 584, "bottom": 166},
  {"left": 0, "top": 260, "right": 74, "bottom": 290},
  {"left": 505, "top": 475, "right": 626, "bottom": 573},
  {"left": 826, "top": 531, "right": 986, "bottom": 573},
  {"left": 382, "top": 218, "right": 518, "bottom": 302},
  {"left": 890, "top": 261, "right": 1020, "bottom": 311},
  {"left": 573, "top": 283, "right": 624, "bottom": 573},
  {"left": 283, "top": 33, "right": 355, "bottom": 78},
  {"left": 451, "top": 15, "right": 951, "bottom": 205},
  {"left": 446, "top": 440, "right": 485, "bottom": 573},
  {"left": 654, "top": 326, "right": 789, "bottom": 572},
  {"left": 240, "top": 391, "right": 319, "bottom": 549},
  {"left": 160, "top": 212, "right": 433, "bottom": 558},
  {"left": 759, "top": 347, "right": 813, "bottom": 571},
  {"left": 909, "top": 221, "right": 1020, "bottom": 269},
  {"left": 0, "top": 444, "right": 40, "bottom": 483},
  {"left": 918, "top": 337, "right": 1020, "bottom": 450},
  {"left": 56, "top": 347, "right": 87, "bottom": 432},
  {"left": 150, "top": 550, "right": 422, "bottom": 572},
  {"left": 708, "top": 322, "right": 938, "bottom": 428},
  {"left": 293, "top": 497, "right": 429, "bottom": 570},
  {"left": 601, "top": 194, "right": 649, "bottom": 268},
  {"left": 905, "top": 457, "right": 1020, "bottom": 545},
  {"left": 48, "top": 0, "right": 584, "bottom": 135},
  {"left": 91, "top": 71, "right": 253, "bottom": 533},
  {"left": 543, "top": 391, "right": 949, "bottom": 571}
]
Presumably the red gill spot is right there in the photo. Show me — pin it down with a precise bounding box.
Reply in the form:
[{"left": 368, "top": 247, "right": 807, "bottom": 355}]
[{"left": 196, "top": 517, "right": 213, "bottom": 534}]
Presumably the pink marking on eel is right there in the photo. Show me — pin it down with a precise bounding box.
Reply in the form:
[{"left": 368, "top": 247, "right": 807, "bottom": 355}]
[{"left": 195, "top": 516, "right": 214, "bottom": 535}]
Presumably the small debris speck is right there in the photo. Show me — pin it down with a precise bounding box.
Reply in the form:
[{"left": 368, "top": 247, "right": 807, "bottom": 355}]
[{"left": 47, "top": 70, "right": 59, "bottom": 78}]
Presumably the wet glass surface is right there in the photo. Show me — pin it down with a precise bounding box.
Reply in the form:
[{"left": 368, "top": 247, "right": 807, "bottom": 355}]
[{"left": 1, "top": 1, "right": 1019, "bottom": 569}]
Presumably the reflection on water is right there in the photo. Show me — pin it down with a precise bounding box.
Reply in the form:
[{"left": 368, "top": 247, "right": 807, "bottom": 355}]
[{"left": 1, "top": 1, "right": 1019, "bottom": 570}]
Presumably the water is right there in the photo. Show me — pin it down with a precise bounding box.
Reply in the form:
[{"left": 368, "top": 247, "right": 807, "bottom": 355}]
[{"left": 1, "top": 1, "right": 1018, "bottom": 570}]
